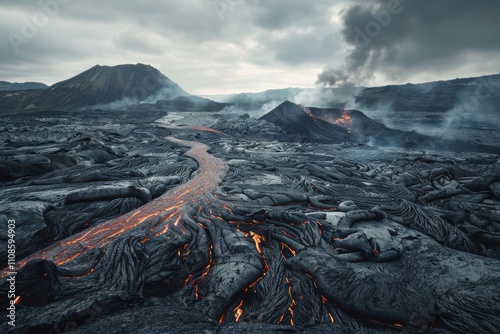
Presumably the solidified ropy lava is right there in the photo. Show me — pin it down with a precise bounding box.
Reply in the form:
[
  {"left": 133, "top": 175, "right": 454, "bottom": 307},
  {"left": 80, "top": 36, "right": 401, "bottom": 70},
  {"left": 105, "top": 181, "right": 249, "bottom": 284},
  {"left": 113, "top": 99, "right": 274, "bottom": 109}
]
[{"left": 1, "top": 131, "right": 500, "bottom": 334}]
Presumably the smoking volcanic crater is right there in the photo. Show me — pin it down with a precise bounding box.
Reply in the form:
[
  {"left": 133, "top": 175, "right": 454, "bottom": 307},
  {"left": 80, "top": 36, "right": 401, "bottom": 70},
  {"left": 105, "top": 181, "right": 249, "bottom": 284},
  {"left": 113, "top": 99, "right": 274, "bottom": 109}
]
[{"left": 1, "top": 66, "right": 500, "bottom": 334}]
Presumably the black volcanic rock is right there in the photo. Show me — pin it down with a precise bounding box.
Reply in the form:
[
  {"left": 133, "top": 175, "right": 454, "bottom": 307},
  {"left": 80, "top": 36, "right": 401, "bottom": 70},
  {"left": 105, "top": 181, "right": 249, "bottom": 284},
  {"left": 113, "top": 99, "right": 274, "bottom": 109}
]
[
  {"left": 306, "top": 106, "right": 436, "bottom": 148},
  {"left": 260, "top": 101, "right": 350, "bottom": 143},
  {"left": 1, "top": 109, "right": 500, "bottom": 333},
  {"left": 259, "top": 100, "right": 409, "bottom": 145},
  {"left": 213, "top": 114, "right": 288, "bottom": 139},
  {"left": 0, "top": 81, "right": 47, "bottom": 91},
  {"left": 260, "top": 101, "right": 500, "bottom": 153},
  {"left": 0, "top": 64, "right": 189, "bottom": 112}
]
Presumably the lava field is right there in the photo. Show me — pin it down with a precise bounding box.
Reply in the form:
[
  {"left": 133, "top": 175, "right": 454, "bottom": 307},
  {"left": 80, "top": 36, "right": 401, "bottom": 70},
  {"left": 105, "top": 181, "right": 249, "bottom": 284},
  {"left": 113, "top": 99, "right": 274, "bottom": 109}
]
[{"left": 1, "top": 109, "right": 500, "bottom": 333}]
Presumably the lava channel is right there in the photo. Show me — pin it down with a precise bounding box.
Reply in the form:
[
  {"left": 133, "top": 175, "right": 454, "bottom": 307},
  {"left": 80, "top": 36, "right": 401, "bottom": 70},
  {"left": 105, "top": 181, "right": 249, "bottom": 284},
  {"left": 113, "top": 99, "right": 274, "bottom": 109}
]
[{"left": 0, "top": 136, "right": 228, "bottom": 276}]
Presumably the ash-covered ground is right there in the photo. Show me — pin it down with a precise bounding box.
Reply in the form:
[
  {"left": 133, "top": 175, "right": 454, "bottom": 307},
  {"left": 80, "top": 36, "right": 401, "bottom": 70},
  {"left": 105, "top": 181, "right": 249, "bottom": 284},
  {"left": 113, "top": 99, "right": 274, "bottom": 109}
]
[{"left": 1, "top": 109, "right": 500, "bottom": 333}]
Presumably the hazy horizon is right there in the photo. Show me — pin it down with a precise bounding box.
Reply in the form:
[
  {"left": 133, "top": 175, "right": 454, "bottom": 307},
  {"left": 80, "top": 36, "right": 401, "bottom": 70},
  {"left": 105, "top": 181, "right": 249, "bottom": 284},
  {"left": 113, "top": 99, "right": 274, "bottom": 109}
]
[{"left": 2, "top": 0, "right": 500, "bottom": 95}]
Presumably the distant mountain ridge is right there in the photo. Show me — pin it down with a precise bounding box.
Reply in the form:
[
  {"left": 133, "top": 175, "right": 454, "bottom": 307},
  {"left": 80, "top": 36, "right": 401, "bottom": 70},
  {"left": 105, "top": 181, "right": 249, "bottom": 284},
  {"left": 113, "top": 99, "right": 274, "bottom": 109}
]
[
  {"left": 356, "top": 74, "right": 500, "bottom": 112},
  {"left": 0, "top": 64, "right": 207, "bottom": 113},
  {"left": 38, "top": 63, "right": 189, "bottom": 111},
  {"left": 2, "top": 66, "right": 499, "bottom": 115},
  {"left": 0, "top": 81, "right": 47, "bottom": 91},
  {"left": 208, "top": 74, "right": 500, "bottom": 113}
]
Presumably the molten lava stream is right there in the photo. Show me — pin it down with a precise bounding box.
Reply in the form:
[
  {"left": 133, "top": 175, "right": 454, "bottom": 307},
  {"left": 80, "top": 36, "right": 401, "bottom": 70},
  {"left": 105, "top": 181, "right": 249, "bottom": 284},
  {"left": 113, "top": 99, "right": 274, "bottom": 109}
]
[
  {"left": 0, "top": 136, "right": 228, "bottom": 277},
  {"left": 190, "top": 126, "right": 225, "bottom": 135},
  {"left": 333, "top": 110, "right": 352, "bottom": 132}
]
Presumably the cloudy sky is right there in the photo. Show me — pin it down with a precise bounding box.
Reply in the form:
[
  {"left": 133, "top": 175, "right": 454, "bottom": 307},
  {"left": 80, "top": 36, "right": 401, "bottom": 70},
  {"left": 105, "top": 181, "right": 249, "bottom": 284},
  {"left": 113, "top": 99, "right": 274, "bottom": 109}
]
[{"left": 1, "top": 0, "right": 500, "bottom": 94}]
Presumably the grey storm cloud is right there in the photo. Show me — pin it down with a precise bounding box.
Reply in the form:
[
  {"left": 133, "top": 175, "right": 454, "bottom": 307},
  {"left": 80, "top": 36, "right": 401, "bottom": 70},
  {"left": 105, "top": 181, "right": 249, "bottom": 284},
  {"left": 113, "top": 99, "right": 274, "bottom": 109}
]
[
  {"left": 1, "top": 0, "right": 346, "bottom": 93},
  {"left": 1, "top": 0, "right": 499, "bottom": 93},
  {"left": 317, "top": 0, "right": 500, "bottom": 88},
  {"left": 251, "top": 0, "right": 332, "bottom": 30}
]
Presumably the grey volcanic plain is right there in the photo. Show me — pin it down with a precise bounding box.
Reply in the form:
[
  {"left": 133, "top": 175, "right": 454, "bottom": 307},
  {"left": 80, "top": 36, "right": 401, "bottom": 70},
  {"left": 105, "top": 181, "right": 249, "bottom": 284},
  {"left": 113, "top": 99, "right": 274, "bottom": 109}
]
[{"left": 1, "top": 65, "right": 500, "bottom": 334}]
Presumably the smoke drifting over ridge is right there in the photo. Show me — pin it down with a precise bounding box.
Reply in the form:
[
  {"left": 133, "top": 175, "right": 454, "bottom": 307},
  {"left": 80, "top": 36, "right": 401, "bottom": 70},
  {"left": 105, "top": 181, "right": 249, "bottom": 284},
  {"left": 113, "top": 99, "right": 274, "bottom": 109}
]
[
  {"left": 317, "top": 0, "right": 500, "bottom": 89},
  {"left": 310, "top": 0, "right": 500, "bottom": 142},
  {"left": 441, "top": 76, "right": 500, "bottom": 132}
]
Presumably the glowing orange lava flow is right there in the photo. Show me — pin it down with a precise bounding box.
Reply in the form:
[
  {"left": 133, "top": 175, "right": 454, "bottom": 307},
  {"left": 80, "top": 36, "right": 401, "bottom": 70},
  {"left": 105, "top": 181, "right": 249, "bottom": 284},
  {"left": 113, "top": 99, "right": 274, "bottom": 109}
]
[
  {"left": 301, "top": 105, "right": 316, "bottom": 119},
  {"left": 333, "top": 110, "right": 352, "bottom": 132},
  {"left": 301, "top": 105, "right": 352, "bottom": 132},
  {"left": 190, "top": 126, "right": 225, "bottom": 135},
  {"left": 1, "top": 136, "right": 228, "bottom": 277}
]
